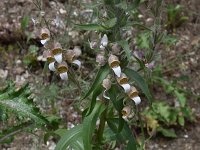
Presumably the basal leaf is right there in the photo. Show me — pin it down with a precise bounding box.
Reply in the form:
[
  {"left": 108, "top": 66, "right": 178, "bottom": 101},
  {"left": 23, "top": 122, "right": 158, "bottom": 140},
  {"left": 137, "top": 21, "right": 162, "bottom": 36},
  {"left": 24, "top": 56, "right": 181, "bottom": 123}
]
[
  {"left": 124, "top": 68, "right": 153, "bottom": 103},
  {"left": 74, "top": 24, "right": 106, "bottom": 31},
  {"left": 55, "top": 125, "right": 83, "bottom": 150},
  {"left": 0, "top": 83, "right": 47, "bottom": 125}
]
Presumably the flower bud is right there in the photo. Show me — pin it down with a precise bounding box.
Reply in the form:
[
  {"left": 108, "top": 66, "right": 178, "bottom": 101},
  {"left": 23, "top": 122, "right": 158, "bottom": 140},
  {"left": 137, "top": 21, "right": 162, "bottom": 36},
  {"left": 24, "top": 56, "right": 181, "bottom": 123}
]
[
  {"left": 89, "top": 40, "right": 98, "bottom": 49},
  {"left": 100, "top": 34, "right": 108, "bottom": 48},
  {"left": 65, "top": 50, "right": 76, "bottom": 63},
  {"left": 111, "top": 43, "right": 121, "bottom": 55},
  {"left": 122, "top": 106, "right": 131, "bottom": 117},
  {"left": 73, "top": 46, "right": 82, "bottom": 57},
  {"left": 96, "top": 53, "right": 106, "bottom": 66},
  {"left": 102, "top": 78, "right": 111, "bottom": 90}
]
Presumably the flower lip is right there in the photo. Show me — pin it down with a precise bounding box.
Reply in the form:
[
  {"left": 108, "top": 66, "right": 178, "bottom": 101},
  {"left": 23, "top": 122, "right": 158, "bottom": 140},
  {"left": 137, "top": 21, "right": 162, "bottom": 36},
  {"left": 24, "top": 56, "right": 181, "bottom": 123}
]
[
  {"left": 117, "top": 73, "right": 128, "bottom": 84},
  {"left": 57, "top": 62, "right": 68, "bottom": 73},
  {"left": 128, "top": 86, "right": 139, "bottom": 98}
]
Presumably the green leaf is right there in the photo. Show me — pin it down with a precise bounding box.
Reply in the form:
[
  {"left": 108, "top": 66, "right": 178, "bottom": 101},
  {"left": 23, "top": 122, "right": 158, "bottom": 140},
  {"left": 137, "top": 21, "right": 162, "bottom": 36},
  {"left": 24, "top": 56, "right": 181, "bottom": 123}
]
[
  {"left": 157, "top": 127, "right": 177, "bottom": 138},
  {"left": 174, "top": 90, "right": 186, "bottom": 107},
  {"left": 55, "top": 125, "right": 83, "bottom": 150},
  {"left": 118, "top": 40, "right": 131, "bottom": 61},
  {"left": 21, "top": 16, "right": 30, "bottom": 31},
  {"left": 74, "top": 24, "right": 106, "bottom": 31},
  {"left": 178, "top": 115, "right": 185, "bottom": 126},
  {"left": 82, "top": 101, "right": 106, "bottom": 150},
  {"left": 103, "top": 18, "right": 117, "bottom": 28},
  {"left": 82, "top": 64, "right": 110, "bottom": 100},
  {"left": 124, "top": 68, "right": 153, "bottom": 103},
  {"left": 107, "top": 118, "right": 137, "bottom": 150},
  {"left": 0, "top": 83, "right": 47, "bottom": 124}
]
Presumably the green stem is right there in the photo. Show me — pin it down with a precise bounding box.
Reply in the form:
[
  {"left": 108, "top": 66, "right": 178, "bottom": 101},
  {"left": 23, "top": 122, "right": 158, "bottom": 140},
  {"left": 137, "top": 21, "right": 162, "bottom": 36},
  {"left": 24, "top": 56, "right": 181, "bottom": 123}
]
[{"left": 97, "top": 105, "right": 108, "bottom": 144}]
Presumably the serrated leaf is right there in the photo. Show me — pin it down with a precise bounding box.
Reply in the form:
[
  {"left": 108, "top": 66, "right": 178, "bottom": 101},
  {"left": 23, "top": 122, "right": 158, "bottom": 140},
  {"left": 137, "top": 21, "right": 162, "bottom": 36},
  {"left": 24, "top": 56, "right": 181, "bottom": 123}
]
[
  {"left": 82, "top": 64, "right": 110, "bottom": 100},
  {"left": 74, "top": 24, "right": 106, "bottom": 31},
  {"left": 124, "top": 68, "right": 153, "bottom": 103},
  {"left": 0, "top": 83, "right": 47, "bottom": 124},
  {"left": 55, "top": 125, "right": 83, "bottom": 150},
  {"left": 83, "top": 101, "right": 106, "bottom": 150}
]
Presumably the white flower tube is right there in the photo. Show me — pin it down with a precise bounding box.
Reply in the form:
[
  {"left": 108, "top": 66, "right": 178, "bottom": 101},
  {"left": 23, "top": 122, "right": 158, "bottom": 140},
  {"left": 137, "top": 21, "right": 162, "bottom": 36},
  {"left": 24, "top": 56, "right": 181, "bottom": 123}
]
[
  {"left": 112, "top": 66, "right": 121, "bottom": 77},
  {"left": 54, "top": 53, "right": 62, "bottom": 63},
  {"left": 131, "top": 96, "right": 141, "bottom": 105},
  {"left": 48, "top": 62, "right": 56, "bottom": 71},
  {"left": 100, "top": 34, "right": 108, "bottom": 47},
  {"left": 72, "top": 60, "right": 81, "bottom": 69},
  {"left": 60, "top": 72, "right": 68, "bottom": 80},
  {"left": 41, "top": 39, "right": 49, "bottom": 45},
  {"left": 121, "top": 84, "right": 131, "bottom": 93}
]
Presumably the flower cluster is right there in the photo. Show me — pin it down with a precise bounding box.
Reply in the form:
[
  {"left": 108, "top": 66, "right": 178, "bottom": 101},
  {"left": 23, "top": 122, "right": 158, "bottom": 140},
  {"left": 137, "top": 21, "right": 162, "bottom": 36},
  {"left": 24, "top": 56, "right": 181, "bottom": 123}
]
[
  {"left": 90, "top": 34, "right": 142, "bottom": 120},
  {"left": 40, "top": 28, "right": 81, "bottom": 80}
]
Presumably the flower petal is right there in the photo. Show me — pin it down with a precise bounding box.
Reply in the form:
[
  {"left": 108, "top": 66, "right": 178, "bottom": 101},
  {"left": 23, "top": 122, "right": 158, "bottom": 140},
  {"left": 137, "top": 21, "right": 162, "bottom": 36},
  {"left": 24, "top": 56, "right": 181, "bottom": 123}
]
[
  {"left": 60, "top": 72, "right": 68, "bottom": 80},
  {"left": 41, "top": 39, "right": 48, "bottom": 45},
  {"left": 103, "top": 90, "right": 110, "bottom": 100},
  {"left": 72, "top": 60, "right": 81, "bottom": 69},
  {"left": 54, "top": 53, "right": 62, "bottom": 63},
  {"left": 131, "top": 96, "right": 141, "bottom": 105},
  {"left": 48, "top": 62, "right": 56, "bottom": 71},
  {"left": 112, "top": 66, "right": 121, "bottom": 77},
  {"left": 121, "top": 83, "right": 131, "bottom": 93}
]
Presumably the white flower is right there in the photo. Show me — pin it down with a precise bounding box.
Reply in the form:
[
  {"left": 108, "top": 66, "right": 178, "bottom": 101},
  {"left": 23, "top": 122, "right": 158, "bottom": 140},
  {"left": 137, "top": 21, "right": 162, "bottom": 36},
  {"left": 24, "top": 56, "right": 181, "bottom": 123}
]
[
  {"left": 100, "top": 34, "right": 108, "bottom": 48},
  {"left": 60, "top": 72, "right": 68, "bottom": 80}
]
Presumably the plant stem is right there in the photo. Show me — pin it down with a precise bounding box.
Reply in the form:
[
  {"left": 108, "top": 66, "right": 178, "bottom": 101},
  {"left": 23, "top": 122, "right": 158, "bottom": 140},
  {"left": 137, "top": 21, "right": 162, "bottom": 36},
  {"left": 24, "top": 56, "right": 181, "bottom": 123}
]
[{"left": 97, "top": 105, "right": 108, "bottom": 144}]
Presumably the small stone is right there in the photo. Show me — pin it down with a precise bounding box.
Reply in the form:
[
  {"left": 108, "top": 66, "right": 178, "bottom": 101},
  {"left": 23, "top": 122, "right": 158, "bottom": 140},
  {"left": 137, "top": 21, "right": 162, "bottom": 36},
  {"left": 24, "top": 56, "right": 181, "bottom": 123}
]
[
  {"left": 59, "top": 8, "right": 67, "bottom": 14},
  {"left": 0, "top": 69, "right": 8, "bottom": 79},
  {"left": 184, "top": 134, "right": 189, "bottom": 138}
]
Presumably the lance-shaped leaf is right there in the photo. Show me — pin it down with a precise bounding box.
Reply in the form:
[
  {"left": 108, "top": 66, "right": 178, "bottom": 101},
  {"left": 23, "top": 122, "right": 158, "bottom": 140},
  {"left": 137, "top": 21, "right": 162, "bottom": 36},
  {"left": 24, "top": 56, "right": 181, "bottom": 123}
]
[
  {"left": 118, "top": 40, "right": 131, "bottom": 61},
  {"left": 82, "top": 64, "right": 110, "bottom": 100},
  {"left": 82, "top": 101, "right": 106, "bottom": 150},
  {"left": 74, "top": 24, "right": 106, "bottom": 31},
  {"left": 124, "top": 68, "right": 153, "bottom": 103},
  {"left": 55, "top": 125, "right": 83, "bottom": 150}
]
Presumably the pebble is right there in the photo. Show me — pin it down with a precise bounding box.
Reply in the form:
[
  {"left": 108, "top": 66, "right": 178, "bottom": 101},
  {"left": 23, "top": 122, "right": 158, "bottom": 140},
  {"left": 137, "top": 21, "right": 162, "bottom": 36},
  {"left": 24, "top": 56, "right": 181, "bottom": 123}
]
[{"left": 0, "top": 69, "right": 8, "bottom": 79}]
